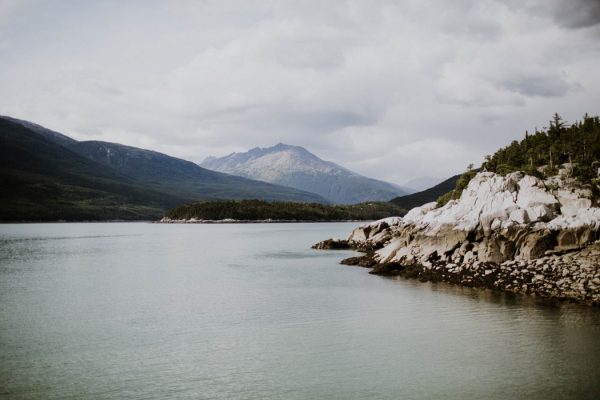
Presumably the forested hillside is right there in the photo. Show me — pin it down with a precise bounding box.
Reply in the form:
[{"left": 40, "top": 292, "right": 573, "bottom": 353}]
[
  {"left": 0, "top": 117, "right": 186, "bottom": 221},
  {"left": 390, "top": 175, "right": 459, "bottom": 211},
  {"left": 483, "top": 113, "right": 600, "bottom": 181},
  {"left": 0, "top": 116, "right": 327, "bottom": 221},
  {"left": 164, "top": 200, "right": 404, "bottom": 221},
  {"left": 438, "top": 114, "right": 600, "bottom": 206}
]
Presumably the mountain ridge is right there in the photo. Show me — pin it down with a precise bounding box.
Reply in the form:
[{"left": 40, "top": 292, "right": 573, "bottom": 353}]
[
  {"left": 0, "top": 117, "right": 187, "bottom": 220},
  {"left": 201, "top": 143, "right": 409, "bottom": 204},
  {"left": 67, "top": 140, "right": 327, "bottom": 203},
  {"left": 0, "top": 116, "right": 328, "bottom": 221}
]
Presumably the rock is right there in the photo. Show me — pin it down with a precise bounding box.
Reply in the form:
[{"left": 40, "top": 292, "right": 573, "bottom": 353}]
[
  {"left": 478, "top": 234, "right": 515, "bottom": 263},
  {"left": 516, "top": 175, "right": 559, "bottom": 210},
  {"left": 556, "top": 189, "right": 593, "bottom": 217},
  {"left": 312, "top": 238, "right": 351, "bottom": 250},
  {"left": 317, "top": 171, "right": 600, "bottom": 305},
  {"left": 510, "top": 209, "right": 529, "bottom": 224},
  {"left": 526, "top": 205, "right": 555, "bottom": 222},
  {"left": 463, "top": 250, "right": 476, "bottom": 263},
  {"left": 491, "top": 218, "right": 502, "bottom": 231},
  {"left": 340, "top": 255, "right": 375, "bottom": 268},
  {"left": 518, "top": 230, "right": 557, "bottom": 260},
  {"left": 556, "top": 227, "right": 598, "bottom": 252}
]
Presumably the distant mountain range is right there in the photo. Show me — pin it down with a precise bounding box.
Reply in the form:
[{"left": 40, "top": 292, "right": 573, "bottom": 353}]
[
  {"left": 0, "top": 115, "right": 451, "bottom": 221},
  {"left": 201, "top": 143, "right": 410, "bottom": 204},
  {"left": 0, "top": 116, "right": 327, "bottom": 221}
]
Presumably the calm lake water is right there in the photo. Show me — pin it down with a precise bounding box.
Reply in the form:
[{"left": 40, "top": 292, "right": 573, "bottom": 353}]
[{"left": 0, "top": 222, "right": 599, "bottom": 399}]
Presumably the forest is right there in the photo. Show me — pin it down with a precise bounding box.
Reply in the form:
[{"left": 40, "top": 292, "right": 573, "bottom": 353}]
[
  {"left": 482, "top": 113, "right": 600, "bottom": 180},
  {"left": 164, "top": 199, "right": 404, "bottom": 221},
  {"left": 438, "top": 113, "right": 600, "bottom": 206}
]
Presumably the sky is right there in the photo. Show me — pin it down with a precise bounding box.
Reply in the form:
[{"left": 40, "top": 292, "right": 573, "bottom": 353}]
[{"left": 1, "top": 0, "right": 599, "bottom": 185}]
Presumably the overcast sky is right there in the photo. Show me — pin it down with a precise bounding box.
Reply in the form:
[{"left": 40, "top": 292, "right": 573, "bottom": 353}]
[{"left": 1, "top": 0, "right": 599, "bottom": 184}]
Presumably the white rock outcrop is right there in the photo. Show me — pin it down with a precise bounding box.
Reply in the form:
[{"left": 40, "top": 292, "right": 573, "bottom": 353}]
[{"left": 346, "top": 172, "right": 599, "bottom": 266}]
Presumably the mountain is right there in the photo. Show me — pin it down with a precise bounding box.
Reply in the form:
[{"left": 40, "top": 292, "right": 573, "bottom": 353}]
[
  {"left": 0, "top": 117, "right": 186, "bottom": 221},
  {"left": 0, "top": 117, "right": 327, "bottom": 221},
  {"left": 66, "top": 141, "right": 327, "bottom": 203},
  {"left": 402, "top": 176, "right": 443, "bottom": 192},
  {"left": 2, "top": 116, "right": 78, "bottom": 148},
  {"left": 201, "top": 143, "right": 409, "bottom": 204},
  {"left": 389, "top": 174, "right": 460, "bottom": 212}
]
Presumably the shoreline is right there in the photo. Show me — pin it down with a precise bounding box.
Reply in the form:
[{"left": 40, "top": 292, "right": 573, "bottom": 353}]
[
  {"left": 157, "top": 218, "right": 369, "bottom": 224},
  {"left": 327, "top": 241, "right": 600, "bottom": 307},
  {"left": 0, "top": 219, "right": 368, "bottom": 224},
  {"left": 313, "top": 171, "right": 600, "bottom": 306},
  {"left": 0, "top": 220, "right": 155, "bottom": 224}
]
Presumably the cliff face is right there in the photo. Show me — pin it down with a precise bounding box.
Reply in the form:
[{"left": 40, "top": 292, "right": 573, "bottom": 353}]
[{"left": 315, "top": 171, "right": 600, "bottom": 304}]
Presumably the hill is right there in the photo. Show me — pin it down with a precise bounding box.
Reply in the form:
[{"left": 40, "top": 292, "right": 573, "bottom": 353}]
[
  {"left": 482, "top": 113, "right": 600, "bottom": 182},
  {"left": 0, "top": 117, "right": 327, "bottom": 221},
  {"left": 402, "top": 176, "right": 443, "bottom": 192},
  {"left": 389, "top": 175, "right": 460, "bottom": 211},
  {"left": 201, "top": 143, "right": 409, "bottom": 204},
  {"left": 437, "top": 113, "right": 600, "bottom": 207},
  {"left": 0, "top": 117, "right": 186, "bottom": 221},
  {"left": 67, "top": 141, "right": 327, "bottom": 203}
]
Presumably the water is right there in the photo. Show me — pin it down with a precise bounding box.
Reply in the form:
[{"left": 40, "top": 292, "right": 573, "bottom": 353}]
[{"left": 1, "top": 223, "right": 599, "bottom": 400}]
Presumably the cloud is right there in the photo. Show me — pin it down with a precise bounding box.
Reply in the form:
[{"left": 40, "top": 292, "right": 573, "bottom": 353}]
[
  {"left": 499, "top": 74, "right": 574, "bottom": 98},
  {"left": 0, "top": 0, "right": 598, "bottom": 184},
  {"left": 553, "top": 0, "right": 600, "bottom": 29}
]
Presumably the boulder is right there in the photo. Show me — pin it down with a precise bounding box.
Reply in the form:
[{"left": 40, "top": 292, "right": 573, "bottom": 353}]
[
  {"left": 516, "top": 176, "right": 559, "bottom": 209},
  {"left": 509, "top": 209, "right": 529, "bottom": 225},
  {"left": 518, "top": 230, "right": 557, "bottom": 260},
  {"left": 555, "top": 227, "right": 597, "bottom": 252},
  {"left": 525, "top": 204, "right": 555, "bottom": 222},
  {"left": 312, "top": 238, "right": 350, "bottom": 250}
]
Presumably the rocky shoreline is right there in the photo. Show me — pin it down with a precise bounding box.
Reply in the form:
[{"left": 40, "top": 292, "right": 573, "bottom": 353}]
[
  {"left": 314, "top": 171, "right": 600, "bottom": 306},
  {"left": 315, "top": 239, "right": 600, "bottom": 305}
]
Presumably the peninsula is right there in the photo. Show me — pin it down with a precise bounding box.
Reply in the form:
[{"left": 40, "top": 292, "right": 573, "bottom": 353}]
[{"left": 315, "top": 114, "right": 600, "bottom": 305}]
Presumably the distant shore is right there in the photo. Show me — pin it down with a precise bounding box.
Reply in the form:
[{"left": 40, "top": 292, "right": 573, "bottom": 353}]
[{"left": 157, "top": 218, "right": 366, "bottom": 224}]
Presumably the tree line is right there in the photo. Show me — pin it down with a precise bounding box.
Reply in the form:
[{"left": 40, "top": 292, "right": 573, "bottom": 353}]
[
  {"left": 164, "top": 199, "right": 405, "bottom": 221},
  {"left": 482, "top": 113, "right": 600, "bottom": 180},
  {"left": 438, "top": 113, "right": 600, "bottom": 206}
]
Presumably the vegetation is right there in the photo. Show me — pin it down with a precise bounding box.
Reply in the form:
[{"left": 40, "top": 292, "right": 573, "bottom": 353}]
[
  {"left": 482, "top": 113, "right": 600, "bottom": 181},
  {"left": 69, "top": 141, "right": 327, "bottom": 204},
  {"left": 391, "top": 174, "right": 459, "bottom": 211},
  {"left": 0, "top": 116, "right": 324, "bottom": 221},
  {"left": 164, "top": 200, "right": 405, "bottom": 221},
  {"left": 0, "top": 118, "right": 189, "bottom": 221},
  {"left": 437, "top": 113, "right": 600, "bottom": 207},
  {"left": 5, "top": 113, "right": 599, "bottom": 221},
  {"left": 436, "top": 169, "right": 477, "bottom": 207}
]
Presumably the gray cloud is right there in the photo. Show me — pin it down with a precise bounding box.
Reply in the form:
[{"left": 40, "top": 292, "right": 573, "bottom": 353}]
[
  {"left": 0, "top": 0, "right": 598, "bottom": 184},
  {"left": 500, "top": 75, "right": 573, "bottom": 98},
  {"left": 554, "top": 0, "right": 600, "bottom": 29}
]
